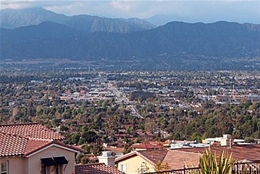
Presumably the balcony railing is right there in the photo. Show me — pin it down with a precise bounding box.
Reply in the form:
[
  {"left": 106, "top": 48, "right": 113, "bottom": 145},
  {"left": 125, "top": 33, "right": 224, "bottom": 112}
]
[{"left": 145, "top": 161, "right": 260, "bottom": 174}]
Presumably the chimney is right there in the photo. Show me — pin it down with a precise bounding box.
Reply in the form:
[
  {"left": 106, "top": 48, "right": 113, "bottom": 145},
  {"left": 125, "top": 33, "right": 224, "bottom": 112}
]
[
  {"left": 97, "top": 151, "right": 116, "bottom": 166},
  {"left": 222, "top": 134, "right": 232, "bottom": 147}
]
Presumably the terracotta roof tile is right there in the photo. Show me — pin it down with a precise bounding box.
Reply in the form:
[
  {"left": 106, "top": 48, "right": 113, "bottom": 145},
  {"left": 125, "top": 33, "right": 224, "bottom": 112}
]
[
  {"left": 0, "top": 131, "right": 53, "bottom": 157},
  {"left": 176, "top": 144, "right": 260, "bottom": 162},
  {"left": 0, "top": 123, "right": 70, "bottom": 157},
  {"left": 132, "top": 142, "right": 164, "bottom": 150},
  {"left": 0, "top": 123, "right": 63, "bottom": 140},
  {"left": 164, "top": 150, "right": 201, "bottom": 169},
  {"left": 105, "top": 147, "right": 124, "bottom": 153},
  {"left": 75, "top": 163, "right": 124, "bottom": 174},
  {"left": 115, "top": 150, "right": 168, "bottom": 166},
  {"left": 116, "top": 145, "right": 260, "bottom": 171},
  {"left": 138, "top": 150, "right": 168, "bottom": 165},
  {"left": 24, "top": 139, "right": 52, "bottom": 155},
  {"left": 0, "top": 132, "right": 27, "bottom": 157}
]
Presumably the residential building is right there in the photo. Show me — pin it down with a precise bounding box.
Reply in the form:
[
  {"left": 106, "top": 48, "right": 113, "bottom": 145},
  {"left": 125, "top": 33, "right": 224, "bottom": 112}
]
[
  {"left": 115, "top": 149, "right": 200, "bottom": 174},
  {"left": 75, "top": 151, "right": 124, "bottom": 174},
  {"left": 0, "top": 123, "right": 124, "bottom": 174},
  {"left": 115, "top": 144, "right": 260, "bottom": 174},
  {"left": 0, "top": 123, "right": 79, "bottom": 174}
]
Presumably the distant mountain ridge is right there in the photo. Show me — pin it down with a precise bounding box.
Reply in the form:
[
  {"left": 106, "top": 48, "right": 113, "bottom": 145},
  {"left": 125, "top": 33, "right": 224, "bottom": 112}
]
[
  {"left": 0, "top": 8, "right": 68, "bottom": 28},
  {"left": 1, "top": 8, "right": 260, "bottom": 70},
  {"left": 0, "top": 7, "right": 155, "bottom": 33},
  {"left": 1, "top": 21, "right": 259, "bottom": 62}
]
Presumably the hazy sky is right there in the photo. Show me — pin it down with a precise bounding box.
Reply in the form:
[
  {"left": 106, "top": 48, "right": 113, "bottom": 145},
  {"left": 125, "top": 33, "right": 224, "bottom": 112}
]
[{"left": 1, "top": 0, "right": 260, "bottom": 24}]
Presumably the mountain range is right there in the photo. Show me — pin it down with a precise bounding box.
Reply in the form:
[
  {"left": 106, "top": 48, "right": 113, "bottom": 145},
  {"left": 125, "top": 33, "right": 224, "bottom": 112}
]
[
  {"left": 0, "top": 7, "right": 155, "bottom": 32},
  {"left": 1, "top": 8, "right": 260, "bottom": 70}
]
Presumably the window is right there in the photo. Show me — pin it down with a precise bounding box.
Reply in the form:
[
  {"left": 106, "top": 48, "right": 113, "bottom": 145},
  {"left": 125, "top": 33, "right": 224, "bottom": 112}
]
[
  {"left": 1, "top": 161, "right": 8, "bottom": 174},
  {"left": 41, "top": 158, "right": 55, "bottom": 174},
  {"left": 41, "top": 157, "right": 67, "bottom": 174},
  {"left": 55, "top": 165, "right": 64, "bottom": 174},
  {"left": 120, "top": 164, "right": 127, "bottom": 173}
]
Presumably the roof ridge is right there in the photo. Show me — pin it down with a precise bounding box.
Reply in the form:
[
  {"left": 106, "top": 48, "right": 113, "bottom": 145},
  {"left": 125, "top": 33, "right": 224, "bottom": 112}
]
[
  {"left": 0, "top": 123, "right": 64, "bottom": 140},
  {"left": 136, "top": 151, "right": 155, "bottom": 165},
  {"left": 77, "top": 163, "right": 105, "bottom": 166},
  {"left": 115, "top": 151, "right": 137, "bottom": 162},
  {"left": 174, "top": 149, "right": 203, "bottom": 155},
  {"left": 24, "top": 140, "right": 53, "bottom": 156},
  {"left": 0, "top": 123, "right": 39, "bottom": 127},
  {"left": 162, "top": 150, "right": 169, "bottom": 162},
  {"left": 24, "top": 140, "right": 80, "bottom": 157},
  {"left": 136, "top": 150, "right": 168, "bottom": 165},
  {"left": 27, "top": 137, "right": 52, "bottom": 141}
]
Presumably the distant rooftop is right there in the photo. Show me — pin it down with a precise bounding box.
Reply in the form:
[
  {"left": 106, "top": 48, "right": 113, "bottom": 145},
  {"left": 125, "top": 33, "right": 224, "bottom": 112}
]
[{"left": 75, "top": 163, "right": 124, "bottom": 174}]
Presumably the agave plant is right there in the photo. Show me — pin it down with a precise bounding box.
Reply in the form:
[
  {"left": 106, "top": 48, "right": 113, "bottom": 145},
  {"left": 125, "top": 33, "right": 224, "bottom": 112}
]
[{"left": 189, "top": 149, "right": 236, "bottom": 174}]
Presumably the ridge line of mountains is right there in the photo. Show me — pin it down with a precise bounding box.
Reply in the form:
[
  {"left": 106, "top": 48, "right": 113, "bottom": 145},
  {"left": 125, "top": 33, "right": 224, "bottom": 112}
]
[
  {"left": 1, "top": 8, "right": 260, "bottom": 70},
  {"left": 0, "top": 7, "right": 156, "bottom": 32}
]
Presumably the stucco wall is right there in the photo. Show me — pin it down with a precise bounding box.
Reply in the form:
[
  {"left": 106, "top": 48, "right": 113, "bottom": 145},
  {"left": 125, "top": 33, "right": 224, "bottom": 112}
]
[
  {"left": 27, "top": 145, "right": 76, "bottom": 174},
  {"left": 117, "top": 155, "right": 155, "bottom": 174},
  {"left": 0, "top": 157, "right": 26, "bottom": 174}
]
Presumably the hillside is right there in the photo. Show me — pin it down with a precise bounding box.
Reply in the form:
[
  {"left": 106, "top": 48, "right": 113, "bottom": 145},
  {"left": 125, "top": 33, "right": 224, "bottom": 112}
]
[
  {"left": 1, "top": 21, "right": 259, "bottom": 57},
  {"left": 0, "top": 7, "right": 155, "bottom": 33},
  {"left": 0, "top": 19, "right": 260, "bottom": 70}
]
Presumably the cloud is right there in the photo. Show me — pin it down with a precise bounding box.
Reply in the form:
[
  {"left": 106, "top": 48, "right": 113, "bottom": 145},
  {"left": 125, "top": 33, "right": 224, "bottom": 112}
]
[
  {"left": 110, "top": 0, "right": 133, "bottom": 11},
  {"left": 0, "top": 1, "right": 71, "bottom": 10},
  {"left": 1, "top": 0, "right": 260, "bottom": 23}
]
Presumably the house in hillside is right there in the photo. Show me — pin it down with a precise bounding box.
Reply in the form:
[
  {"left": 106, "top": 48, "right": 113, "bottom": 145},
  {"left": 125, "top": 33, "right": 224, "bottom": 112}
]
[
  {"left": 0, "top": 123, "right": 124, "bottom": 174},
  {"left": 115, "top": 149, "right": 200, "bottom": 173},
  {"left": 76, "top": 163, "right": 124, "bottom": 174},
  {"left": 176, "top": 144, "right": 260, "bottom": 163},
  {"left": 0, "top": 123, "right": 80, "bottom": 174},
  {"left": 76, "top": 151, "right": 124, "bottom": 174},
  {"left": 115, "top": 144, "right": 260, "bottom": 174},
  {"left": 115, "top": 150, "right": 167, "bottom": 174}
]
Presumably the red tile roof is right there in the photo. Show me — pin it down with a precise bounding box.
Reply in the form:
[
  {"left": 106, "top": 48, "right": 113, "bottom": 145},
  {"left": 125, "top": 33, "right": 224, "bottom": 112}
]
[
  {"left": 105, "top": 147, "right": 124, "bottom": 153},
  {"left": 116, "top": 145, "right": 260, "bottom": 170},
  {"left": 115, "top": 150, "right": 168, "bottom": 166},
  {"left": 0, "top": 123, "right": 64, "bottom": 141},
  {"left": 163, "top": 150, "right": 200, "bottom": 169},
  {"left": 0, "top": 132, "right": 51, "bottom": 157},
  {"left": 75, "top": 163, "right": 124, "bottom": 174},
  {"left": 132, "top": 142, "right": 165, "bottom": 150},
  {"left": 177, "top": 144, "right": 260, "bottom": 162},
  {"left": 0, "top": 132, "right": 27, "bottom": 156},
  {"left": 0, "top": 123, "right": 72, "bottom": 157},
  {"left": 138, "top": 150, "right": 168, "bottom": 165},
  {"left": 25, "top": 140, "right": 80, "bottom": 156},
  {"left": 24, "top": 139, "right": 53, "bottom": 155}
]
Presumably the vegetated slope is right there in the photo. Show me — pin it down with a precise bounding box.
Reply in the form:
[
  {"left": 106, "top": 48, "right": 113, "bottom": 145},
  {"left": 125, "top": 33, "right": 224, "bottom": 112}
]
[
  {"left": 64, "top": 15, "right": 155, "bottom": 33},
  {"left": 1, "top": 21, "right": 260, "bottom": 62},
  {"left": 0, "top": 7, "right": 155, "bottom": 33},
  {"left": 133, "top": 21, "right": 260, "bottom": 58},
  {"left": 0, "top": 7, "right": 68, "bottom": 29}
]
